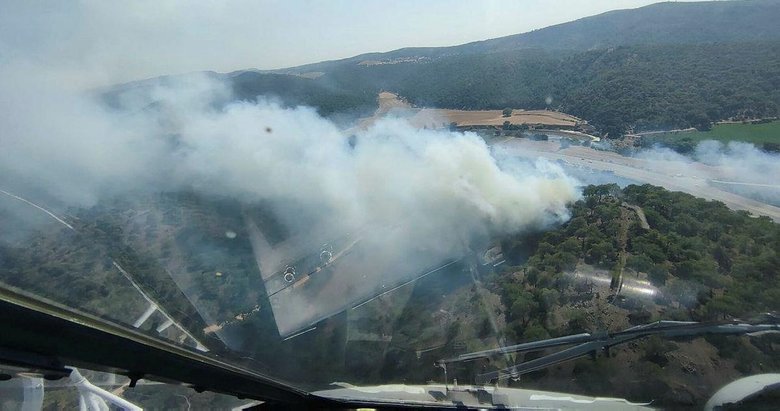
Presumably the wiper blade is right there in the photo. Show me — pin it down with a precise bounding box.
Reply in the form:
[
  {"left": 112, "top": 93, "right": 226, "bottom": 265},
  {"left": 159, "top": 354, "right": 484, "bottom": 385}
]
[
  {"left": 438, "top": 320, "right": 779, "bottom": 385},
  {"left": 439, "top": 332, "right": 593, "bottom": 364}
]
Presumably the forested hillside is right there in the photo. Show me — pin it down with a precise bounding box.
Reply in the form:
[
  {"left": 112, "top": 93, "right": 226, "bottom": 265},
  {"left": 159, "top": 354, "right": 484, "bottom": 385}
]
[
  {"left": 225, "top": 42, "right": 780, "bottom": 137},
  {"left": 350, "top": 43, "right": 777, "bottom": 134},
  {"left": 2, "top": 182, "right": 778, "bottom": 406},
  {"left": 484, "top": 184, "right": 780, "bottom": 404},
  {"left": 229, "top": 72, "right": 376, "bottom": 116},
  {"left": 498, "top": 184, "right": 779, "bottom": 334},
  {"left": 268, "top": 0, "right": 780, "bottom": 73},
  {"left": 105, "top": 1, "right": 780, "bottom": 137}
]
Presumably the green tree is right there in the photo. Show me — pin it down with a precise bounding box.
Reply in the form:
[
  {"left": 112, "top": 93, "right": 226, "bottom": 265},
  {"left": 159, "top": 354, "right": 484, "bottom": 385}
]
[
  {"left": 648, "top": 265, "right": 668, "bottom": 286},
  {"left": 627, "top": 254, "right": 653, "bottom": 272},
  {"left": 509, "top": 290, "right": 538, "bottom": 326},
  {"left": 522, "top": 323, "right": 550, "bottom": 341}
]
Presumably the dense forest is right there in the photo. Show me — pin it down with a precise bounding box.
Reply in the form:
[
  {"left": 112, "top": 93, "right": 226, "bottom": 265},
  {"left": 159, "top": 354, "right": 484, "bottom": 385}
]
[
  {"left": 2, "top": 183, "right": 778, "bottom": 407},
  {"left": 472, "top": 184, "right": 779, "bottom": 404},
  {"left": 224, "top": 42, "right": 780, "bottom": 138},
  {"left": 104, "top": 1, "right": 780, "bottom": 138},
  {"left": 229, "top": 72, "right": 377, "bottom": 117},
  {"left": 216, "top": 0, "right": 780, "bottom": 138},
  {"left": 498, "top": 184, "right": 779, "bottom": 334}
]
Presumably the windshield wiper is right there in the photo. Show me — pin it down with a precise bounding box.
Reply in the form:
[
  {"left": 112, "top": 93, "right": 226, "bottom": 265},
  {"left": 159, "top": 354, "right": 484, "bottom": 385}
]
[{"left": 437, "top": 317, "right": 779, "bottom": 385}]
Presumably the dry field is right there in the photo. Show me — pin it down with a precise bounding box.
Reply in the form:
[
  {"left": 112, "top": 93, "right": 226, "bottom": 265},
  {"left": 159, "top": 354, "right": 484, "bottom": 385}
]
[
  {"left": 376, "top": 91, "right": 412, "bottom": 114},
  {"left": 409, "top": 108, "right": 579, "bottom": 128},
  {"left": 356, "top": 92, "right": 580, "bottom": 130}
]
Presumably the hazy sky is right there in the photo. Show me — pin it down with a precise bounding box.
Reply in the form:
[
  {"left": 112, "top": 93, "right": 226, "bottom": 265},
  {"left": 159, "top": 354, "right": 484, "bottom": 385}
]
[{"left": 0, "top": 1, "right": 684, "bottom": 86}]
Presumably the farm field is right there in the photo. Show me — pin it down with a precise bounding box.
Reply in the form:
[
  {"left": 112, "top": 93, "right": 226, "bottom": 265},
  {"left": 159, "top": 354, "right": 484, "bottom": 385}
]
[
  {"left": 649, "top": 120, "right": 780, "bottom": 145},
  {"left": 357, "top": 92, "right": 580, "bottom": 130},
  {"left": 409, "top": 108, "right": 579, "bottom": 129}
]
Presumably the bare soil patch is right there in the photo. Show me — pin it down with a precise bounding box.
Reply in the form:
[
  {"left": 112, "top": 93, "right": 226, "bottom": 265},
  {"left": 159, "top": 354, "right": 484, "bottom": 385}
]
[{"left": 410, "top": 109, "right": 579, "bottom": 128}]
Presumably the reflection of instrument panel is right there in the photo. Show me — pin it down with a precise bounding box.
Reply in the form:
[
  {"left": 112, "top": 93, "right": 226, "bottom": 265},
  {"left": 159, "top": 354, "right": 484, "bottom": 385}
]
[
  {"left": 283, "top": 266, "right": 296, "bottom": 283},
  {"left": 269, "top": 238, "right": 364, "bottom": 300},
  {"left": 319, "top": 244, "right": 333, "bottom": 264}
]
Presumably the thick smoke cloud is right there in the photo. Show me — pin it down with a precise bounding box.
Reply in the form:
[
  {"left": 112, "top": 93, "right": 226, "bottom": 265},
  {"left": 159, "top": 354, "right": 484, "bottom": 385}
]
[
  {"left": 635, "top": 141, "right": 780, "bottom": 206},
  {"left": 1, "top": 69, "right": 580, "bottom": 261},
  {"left": 694, "top": 141, "right": 779, "bottom": 185}
]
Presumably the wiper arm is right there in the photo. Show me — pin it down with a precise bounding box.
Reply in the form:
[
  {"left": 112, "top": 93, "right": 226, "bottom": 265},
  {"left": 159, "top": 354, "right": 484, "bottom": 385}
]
[
  {"left": 437, "top": 319, "right": 779, "bottom": 385},
  {"left": 439, "top": 332, "right": 593, "bottom": 364}
]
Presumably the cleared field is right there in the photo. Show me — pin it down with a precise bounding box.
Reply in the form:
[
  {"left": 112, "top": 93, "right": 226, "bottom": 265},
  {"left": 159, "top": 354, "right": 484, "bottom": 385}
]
[
  {"left": 650, "top": 120, "right": 780, "bottom": 145},
  {"left": 409, "top": 108, "right": 579, "bottom": 129},
  {"left": 376, "top": 91, "right": 411, "bottom": 114},
  {"left": 354, "top": 92, "right": 580, "bottom": 131}
]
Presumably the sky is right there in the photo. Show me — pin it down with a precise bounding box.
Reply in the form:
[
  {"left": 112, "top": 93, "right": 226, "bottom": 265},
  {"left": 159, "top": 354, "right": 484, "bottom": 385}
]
[{"left": 0, "top": 0, "right": 688, "bottom": 87}]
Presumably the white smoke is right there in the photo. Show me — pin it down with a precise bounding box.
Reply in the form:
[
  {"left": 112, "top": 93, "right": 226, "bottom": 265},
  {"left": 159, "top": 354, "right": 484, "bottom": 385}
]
[
  {"left": 1, "top": 68, "right": 580, "bottom": 256},
  {"left": 694, "top": 141, "right": 780, "bottom": 186},
  {"left": 635, "top": 140, "right": 780, "bottom": 205},
  {"left": 130, "top": 76, "right": 579, "bottom": 251},
  {"left": 0, "top": 70, "right": 583, "bottom": 339}
]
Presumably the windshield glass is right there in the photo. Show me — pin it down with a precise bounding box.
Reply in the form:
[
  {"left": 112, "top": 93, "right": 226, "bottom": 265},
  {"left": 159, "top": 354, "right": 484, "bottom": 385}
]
[{"left": 1, "top": 1, "right": 779, "bottom": 409}]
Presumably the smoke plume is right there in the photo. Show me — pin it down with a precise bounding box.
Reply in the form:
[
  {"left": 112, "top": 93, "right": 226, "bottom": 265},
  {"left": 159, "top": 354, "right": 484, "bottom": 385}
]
[
  {"left": 1, "top": 70, "right": 580, "bottom": 249},
  {"left": 635, "top": 141, "right": 780, "bottom": 206}
]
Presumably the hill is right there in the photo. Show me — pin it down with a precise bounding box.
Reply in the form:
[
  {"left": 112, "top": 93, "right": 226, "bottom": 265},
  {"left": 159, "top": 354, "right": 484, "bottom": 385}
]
[
  {"left": 3, "top": 184, "right": 778, "bottom": 407},
  {"left": 490, "top": 183, "right": 780, "bottom": 405},
  {"left": 106, "top": 1, "right": 780, "bottom": 137},
  {"left": 302, "top": 42, "right": 779, "bottom": 136},
  {"left": 232, "top": 1, "right": 780, "bottom": 136},
  {"left": 267, "top": 0, "right": 780, "bottom": 76}
]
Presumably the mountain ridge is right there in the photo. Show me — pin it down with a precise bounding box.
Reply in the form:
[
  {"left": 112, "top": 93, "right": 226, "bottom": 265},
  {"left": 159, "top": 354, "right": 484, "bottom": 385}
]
[
  {"left": 106, "top": 1, "right": 780, "bottom": 136},
  {"left": 258, "top": 0, "right": 780, "bottom": 76}
]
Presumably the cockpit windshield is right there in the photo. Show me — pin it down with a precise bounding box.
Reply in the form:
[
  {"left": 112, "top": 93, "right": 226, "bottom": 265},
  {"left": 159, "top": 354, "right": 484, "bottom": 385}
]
[{"left": 1, "top": 1, "right": 779, "bottom": 409}]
